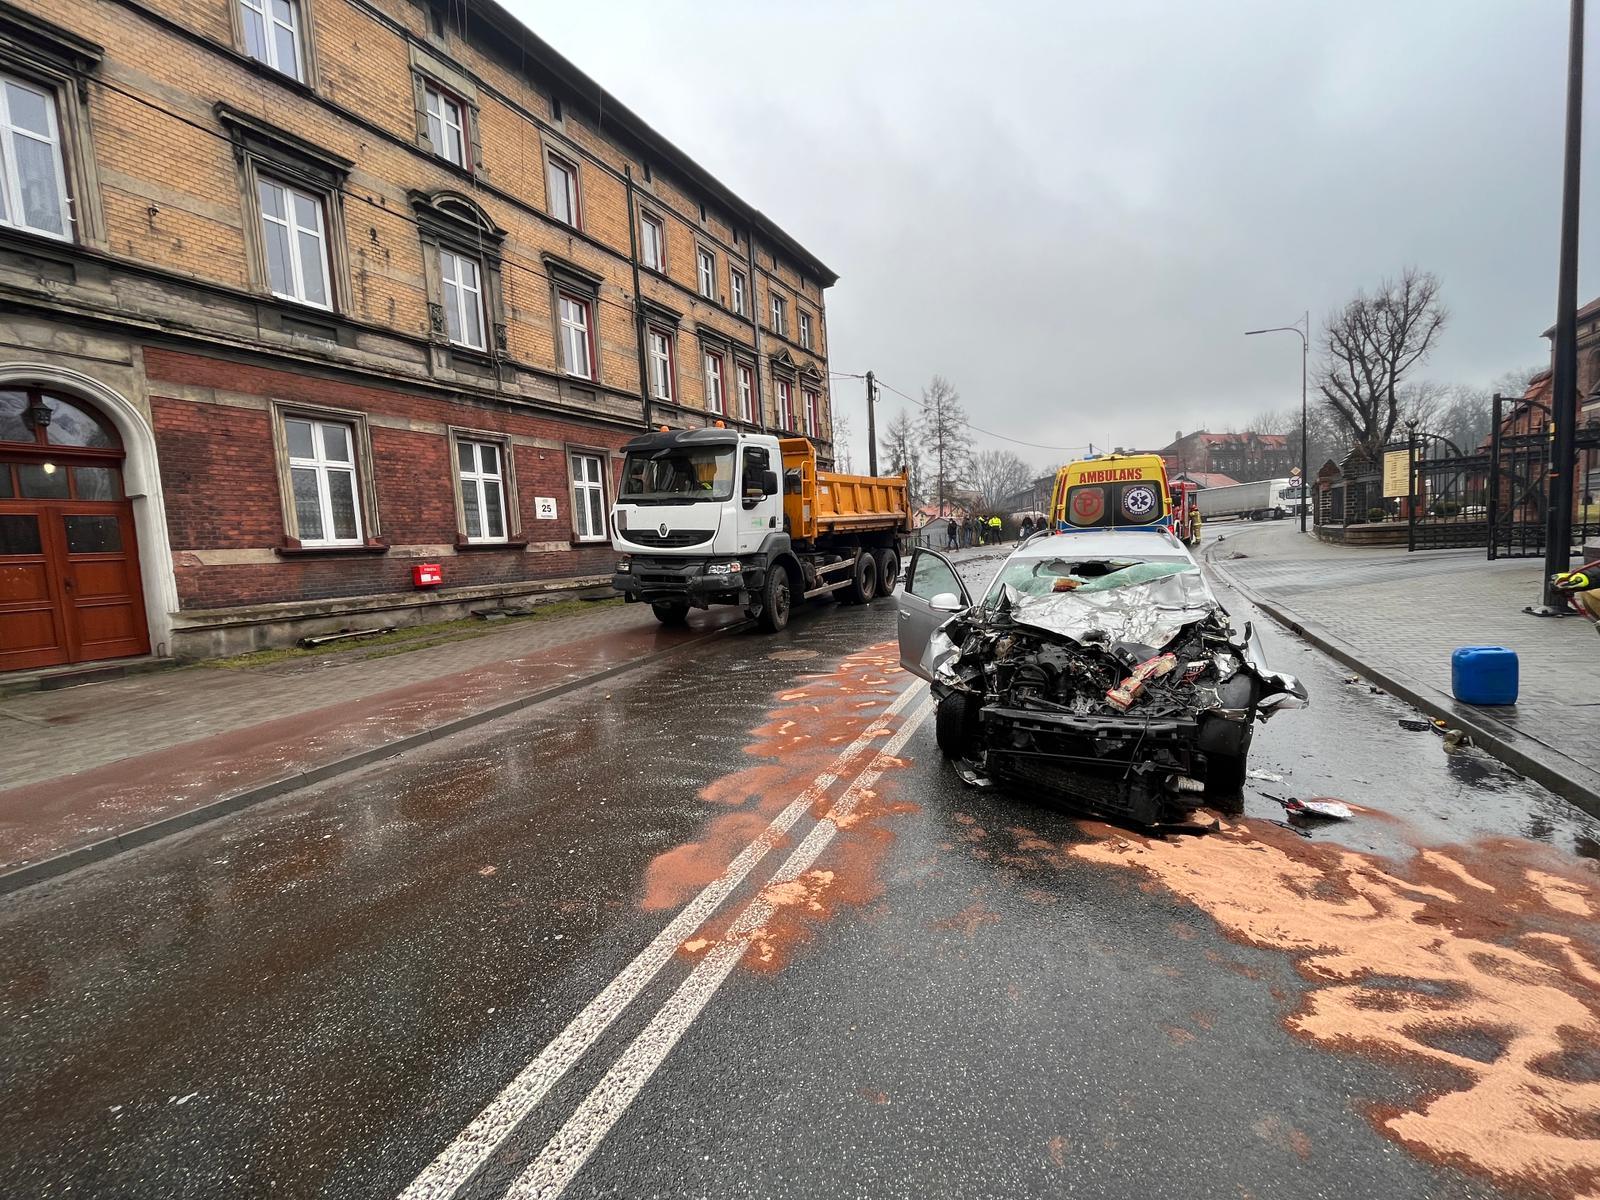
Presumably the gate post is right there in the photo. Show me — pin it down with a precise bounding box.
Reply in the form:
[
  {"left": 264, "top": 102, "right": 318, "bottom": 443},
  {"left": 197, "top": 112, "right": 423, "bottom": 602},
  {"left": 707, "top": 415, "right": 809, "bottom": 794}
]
[{"left": 1487, "top": 394, "right": 1503, "bottom": 560}]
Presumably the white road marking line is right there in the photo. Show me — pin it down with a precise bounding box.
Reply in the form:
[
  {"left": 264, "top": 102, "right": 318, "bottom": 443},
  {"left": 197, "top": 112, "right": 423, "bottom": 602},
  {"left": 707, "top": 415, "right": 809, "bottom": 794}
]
[
  {"left": 400, "top": 682, "right": 923, "bottom": 1200},
  {"left": 503, "top": 698, "right": 935, "bottom": 1200}
]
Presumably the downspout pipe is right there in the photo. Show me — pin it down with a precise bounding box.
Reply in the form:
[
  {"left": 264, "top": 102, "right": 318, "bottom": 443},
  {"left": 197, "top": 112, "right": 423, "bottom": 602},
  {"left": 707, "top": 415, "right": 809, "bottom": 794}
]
[{"left": 625, "top": 165, "right": 652, "bottom": 430}]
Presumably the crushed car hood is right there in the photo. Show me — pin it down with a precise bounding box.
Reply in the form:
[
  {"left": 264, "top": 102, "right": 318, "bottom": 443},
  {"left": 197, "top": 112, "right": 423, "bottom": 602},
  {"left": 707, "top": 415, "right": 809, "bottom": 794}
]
[{"left": 1000, "top": 565, "right": 1216, "bottom": 659}]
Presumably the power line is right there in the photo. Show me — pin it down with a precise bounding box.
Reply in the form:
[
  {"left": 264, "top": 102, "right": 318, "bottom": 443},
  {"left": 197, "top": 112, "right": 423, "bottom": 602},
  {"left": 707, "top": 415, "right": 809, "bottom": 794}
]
[{"left": 868, "top": 376, "right": 1095, "bottom": 454}]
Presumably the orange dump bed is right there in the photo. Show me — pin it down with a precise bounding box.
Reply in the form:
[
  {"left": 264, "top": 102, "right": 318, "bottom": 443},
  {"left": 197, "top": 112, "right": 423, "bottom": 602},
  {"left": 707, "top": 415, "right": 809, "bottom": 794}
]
[{"left": 779, "top": 437, "right": 911, "bottom": 543}]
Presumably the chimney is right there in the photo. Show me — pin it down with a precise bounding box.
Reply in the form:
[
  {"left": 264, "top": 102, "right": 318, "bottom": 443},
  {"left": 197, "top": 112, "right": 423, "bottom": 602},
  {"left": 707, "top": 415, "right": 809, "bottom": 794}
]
[{"left": 1175, "top": 429, "right": 1182, "bottom": 442}]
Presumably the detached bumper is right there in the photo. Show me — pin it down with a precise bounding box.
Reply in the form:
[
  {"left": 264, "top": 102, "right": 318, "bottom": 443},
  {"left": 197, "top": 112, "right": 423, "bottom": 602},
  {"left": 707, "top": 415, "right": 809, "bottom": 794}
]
[{"left": 612, "top": 557, "right": 764, "bottom": 609}]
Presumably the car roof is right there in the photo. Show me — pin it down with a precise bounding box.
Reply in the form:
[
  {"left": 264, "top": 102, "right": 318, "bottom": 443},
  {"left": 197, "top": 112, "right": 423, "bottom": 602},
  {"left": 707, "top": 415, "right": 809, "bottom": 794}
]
[{"left": 1007, "top": 529, "right": 1195, "bottom": 564}]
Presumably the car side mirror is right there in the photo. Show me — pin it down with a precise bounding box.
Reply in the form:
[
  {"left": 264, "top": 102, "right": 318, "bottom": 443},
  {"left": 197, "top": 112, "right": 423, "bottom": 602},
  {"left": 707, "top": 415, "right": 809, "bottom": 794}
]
[
  {"left": 761, "top": 469, "right": 779, "bottom": 495},
  {"left": 930, "top": 591, "right": 964, "bottom": 612}
]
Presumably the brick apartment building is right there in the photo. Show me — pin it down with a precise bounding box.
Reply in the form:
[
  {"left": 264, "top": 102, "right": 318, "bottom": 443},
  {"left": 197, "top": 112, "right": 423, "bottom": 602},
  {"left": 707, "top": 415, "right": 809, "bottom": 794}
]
[
  {"left": 1158, "top": 430, "right": 1295, "bottom": 483},
  {"left": 0, "top": 0, "right": 837, "bottom": 671}
]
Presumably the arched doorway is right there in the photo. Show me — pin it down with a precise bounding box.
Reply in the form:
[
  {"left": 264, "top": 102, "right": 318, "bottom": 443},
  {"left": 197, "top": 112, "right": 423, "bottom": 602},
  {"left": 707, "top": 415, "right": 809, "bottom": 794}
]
[{"left": 0, "top": 387, "right": 151, "bottom": 671}]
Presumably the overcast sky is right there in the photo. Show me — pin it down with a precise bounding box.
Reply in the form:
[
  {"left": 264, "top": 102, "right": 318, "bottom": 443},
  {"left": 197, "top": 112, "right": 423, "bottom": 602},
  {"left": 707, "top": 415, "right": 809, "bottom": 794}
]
[{"left": 513, "top": 0, "right": 1596, "bottom": 471}]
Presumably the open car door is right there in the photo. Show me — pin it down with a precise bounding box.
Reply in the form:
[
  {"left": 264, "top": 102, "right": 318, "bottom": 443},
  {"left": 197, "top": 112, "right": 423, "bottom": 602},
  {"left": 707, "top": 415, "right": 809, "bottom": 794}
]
[{"left": 897, "top": 547, "right": 972, "bottom": 679}]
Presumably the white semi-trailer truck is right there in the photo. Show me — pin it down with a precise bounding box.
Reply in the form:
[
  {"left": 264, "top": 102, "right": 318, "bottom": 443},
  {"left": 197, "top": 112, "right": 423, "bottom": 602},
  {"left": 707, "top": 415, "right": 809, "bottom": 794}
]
[
  {"left": 1195, "top": 477, "right": 1304, "bottom": 521},
  {"left": 610, "top": 427, "right": 911, "bottom": 632}
]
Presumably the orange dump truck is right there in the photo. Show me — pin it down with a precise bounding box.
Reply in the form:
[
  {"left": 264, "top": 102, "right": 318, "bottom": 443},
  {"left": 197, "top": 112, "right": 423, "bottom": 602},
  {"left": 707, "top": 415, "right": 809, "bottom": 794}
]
[{"left": 611, "top": 427, "right": 911, "bottom": 632}]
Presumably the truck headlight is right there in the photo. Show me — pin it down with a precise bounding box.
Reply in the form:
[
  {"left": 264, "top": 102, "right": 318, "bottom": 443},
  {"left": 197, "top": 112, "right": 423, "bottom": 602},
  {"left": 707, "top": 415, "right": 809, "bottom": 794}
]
[
  {"left": 616, "top": 557, "right": 631, "bottom": 573},
  {"left": 705, "top": 561, "right": 742, "bottom": 575}
]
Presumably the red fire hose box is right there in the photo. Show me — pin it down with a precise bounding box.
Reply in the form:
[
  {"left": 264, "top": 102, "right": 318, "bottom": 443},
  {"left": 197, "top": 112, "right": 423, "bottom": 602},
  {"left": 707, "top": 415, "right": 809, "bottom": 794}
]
[{"left": 413, "top": 563, "right": 443, "bottom": 588}]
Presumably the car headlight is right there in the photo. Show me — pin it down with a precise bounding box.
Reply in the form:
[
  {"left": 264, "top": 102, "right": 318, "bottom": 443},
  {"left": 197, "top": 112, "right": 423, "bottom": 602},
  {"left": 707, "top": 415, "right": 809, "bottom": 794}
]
[
  {"left": 616, "top": 557, "right": 631, "bottom": 573},
  {"left": 705, "top": 561, "right": 742, "bottom": 575}
]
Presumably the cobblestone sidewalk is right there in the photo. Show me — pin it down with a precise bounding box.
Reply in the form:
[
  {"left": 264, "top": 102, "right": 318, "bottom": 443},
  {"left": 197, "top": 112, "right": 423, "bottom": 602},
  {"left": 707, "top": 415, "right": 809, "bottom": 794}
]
[{"left": 1205, "top": 521, "right": 1600, "bottom": 804}]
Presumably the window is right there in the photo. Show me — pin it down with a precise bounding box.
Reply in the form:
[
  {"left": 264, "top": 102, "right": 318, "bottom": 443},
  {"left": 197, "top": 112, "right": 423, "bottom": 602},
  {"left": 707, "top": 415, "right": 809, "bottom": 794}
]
[
  {"left": 803, "top": 387, "right": 819, "bottom": 437},
  {"left": 704, "top": 350, "right": 724, "bottom": 414},
  {"left": 770, "top": 293, "right": 786, "bottom": 336},
  {"left": 799, "top": 310, "right": 813, "bottom": 350},
  {"left": 647, "top": 327, "right": 674, "bottom": 402},
  {"left": 729, "top": 268, "right": 746, "bottom": 316},
  {"left": 439, "top": 248, "right": 484, "bottom": 350},
  {"left": 558, "top": 291, "right": 593, "bottom": 378},
  {"left": 777, "top": 379, "right": 794, "bottom": 430},
  {"left": 239, "top": 0, "right": 304, "bottom": 81},
  {"left": 697, "top": 247, "right": 716, "bottom": 299},
  {"left": 284, "top": 417, "right": 363, "bottom": 545},
  {"left": 0, "top": 74, "right": 70, "bottom": 240},
  {"left": 456, "top": 439, "right": 507, "bottom": 542},
  {"left": 424, "top": 82, "right": 466, "bottom": 167},
  {"left": 258, "top": 175, "right": 331, "bottom": 308},
  {"left": 640, "top": 212, "right": 664, "bottom": 271},
  {"left": 736, "top": 364, "right": 755, "bottom": 422},
  {"left": 546, "top": 153, "right": 579, "bottom": 227},
  {"left": 570, "top": 451, "right": 607, "bottom": 542}
]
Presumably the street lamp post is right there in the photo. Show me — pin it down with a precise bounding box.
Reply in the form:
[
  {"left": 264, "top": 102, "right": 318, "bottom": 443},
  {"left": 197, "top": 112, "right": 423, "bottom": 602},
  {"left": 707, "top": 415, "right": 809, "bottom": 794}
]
[{"left": 1245, "top": 311, "right": 1311, "bottom": 532}]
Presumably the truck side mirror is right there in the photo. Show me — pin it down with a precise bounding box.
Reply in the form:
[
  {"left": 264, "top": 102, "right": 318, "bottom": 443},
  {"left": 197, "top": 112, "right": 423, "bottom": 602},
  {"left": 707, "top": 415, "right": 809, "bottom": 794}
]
[{"left": 761, "top": 469, "right": 779, "bottom": 495}]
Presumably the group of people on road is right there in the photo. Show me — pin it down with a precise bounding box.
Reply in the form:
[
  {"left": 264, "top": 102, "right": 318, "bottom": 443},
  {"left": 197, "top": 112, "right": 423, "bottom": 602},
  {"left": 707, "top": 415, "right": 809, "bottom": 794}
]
[{"left": 944, "top": 514, "right": 1006, "bottom": 549}]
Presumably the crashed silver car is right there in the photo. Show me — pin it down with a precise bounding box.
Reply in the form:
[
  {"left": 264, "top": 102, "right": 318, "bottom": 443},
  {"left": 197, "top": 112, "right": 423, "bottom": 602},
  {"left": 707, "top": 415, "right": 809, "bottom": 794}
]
[{"left": 897, "top": 530, "right": 1307, "bottom": 826}]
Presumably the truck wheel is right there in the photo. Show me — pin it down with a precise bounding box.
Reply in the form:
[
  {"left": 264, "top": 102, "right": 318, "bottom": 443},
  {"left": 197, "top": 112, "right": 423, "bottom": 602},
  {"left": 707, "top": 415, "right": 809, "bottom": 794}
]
[
  {"left": 756, "top": 567, "right": 791, "bottom": 632},
  {"left": 875, "top": 547, "right": 901, "bottom": 594},
  {"left": 842, "top": 551, "right": 878, "bottom": 604},
  {"left": 651, "top": 601, "right": 689, "bottom": 626},
  {"left": 934, "top": 691, "right": 979, "bottom": 759}
]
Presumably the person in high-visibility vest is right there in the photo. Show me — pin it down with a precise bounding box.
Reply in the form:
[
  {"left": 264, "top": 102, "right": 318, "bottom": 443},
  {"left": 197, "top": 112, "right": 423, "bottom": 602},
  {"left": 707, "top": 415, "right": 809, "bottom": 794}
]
[
  {"left": 987, "top": 515, "right": 1002, "bottom": 544},
  {"left": 1554, "top": 560, "right": 1600, "bottom": 636}
]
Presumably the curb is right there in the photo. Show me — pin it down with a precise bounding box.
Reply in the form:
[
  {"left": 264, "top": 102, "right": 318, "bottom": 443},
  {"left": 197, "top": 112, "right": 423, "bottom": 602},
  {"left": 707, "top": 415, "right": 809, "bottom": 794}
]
[
  {"left": 1207, "top": 558, "right": 1600, "bottom": 820},
  {"left": 0, "top": 618, "right": 748, "bottom": 898}
]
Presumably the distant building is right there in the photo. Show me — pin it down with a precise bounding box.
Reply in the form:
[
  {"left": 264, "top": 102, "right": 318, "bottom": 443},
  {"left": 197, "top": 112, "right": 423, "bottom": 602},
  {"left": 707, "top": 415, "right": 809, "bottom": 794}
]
[
  {"left": 1169, "top": 471, "right": 1241, "bottom": 490},
  {"left": 1159, "top": 431, "right": 1295, "bottom": 482}
]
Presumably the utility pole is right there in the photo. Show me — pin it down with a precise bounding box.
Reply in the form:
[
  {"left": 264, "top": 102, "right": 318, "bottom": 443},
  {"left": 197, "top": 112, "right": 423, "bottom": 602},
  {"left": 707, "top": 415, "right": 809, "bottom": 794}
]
[
  {"left": 1535, "top": 0, "right": 1585, "bottom": 613},
  {"left": 865, "top": 370, "right": 878, "bottom": 476},
  {"left": 1245, "top": 313, "right": 1311, "bottom": 531}
]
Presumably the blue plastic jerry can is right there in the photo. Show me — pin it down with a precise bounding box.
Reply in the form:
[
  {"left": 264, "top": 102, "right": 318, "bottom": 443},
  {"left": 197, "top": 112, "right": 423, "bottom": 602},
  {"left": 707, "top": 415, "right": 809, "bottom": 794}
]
[{"left": 1451, "top": 646, "right": 1519, "bottom": 706}]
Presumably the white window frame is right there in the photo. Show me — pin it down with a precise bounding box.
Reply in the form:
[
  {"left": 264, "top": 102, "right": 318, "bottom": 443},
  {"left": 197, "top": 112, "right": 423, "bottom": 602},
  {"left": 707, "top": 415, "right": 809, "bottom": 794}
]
[
  {"left": 258, "top": 174, "right": 332, "bottom": 309},
  {"left": 736, "top": 363, "right": 755, "bottom": 422},
  {"left": 777, "top": 379, "right": 793, "bottom": 430},
  {"left": 640, "top": 212, "right": 664, "bottom": 271},
  {"left": 546, "top": 153, "right": 580, "bottom": 227},
  {"left": 456, "top": 438, "right": 508, "bottom": 543},
  {"left": 647, "top": 326, "right": 674, "bottom": 402},
  {"left": 704, "top": 350, "right": 724, "bottom": 415},
  {"left": 439, "top": 247, "right": 485, "bottom": 350},
  {"left": 424, "top": 82, "right": 467, "bottom": 168},
  {"left": 0, "top": 73, "right": 72, "bottom": 242},
  {"left": 285, "top": 416, "right": 363, "bottom": 546},
  {"left": 803, "top": 387, "right": 819, "bottom": 437},
  {"left": 770, "top": 293, "right": 786, "bottom": 336},
  {"left": 570, "top": 451, "right": 607, "bottom": 542},
  {"left": 697, "top": 247, "right": 716, "bottom": 299},
  {"left": 239, "top": 0, "right": 305, "bottom": 82},
  {"left": 558, "top": 291, "right": 593, "bottom": 379},
  {"left": 729, "top": 268, "right": 746, "bottom": 316},
  {"left": 799, "top": 310, "right": 813, "bottom": 350}
]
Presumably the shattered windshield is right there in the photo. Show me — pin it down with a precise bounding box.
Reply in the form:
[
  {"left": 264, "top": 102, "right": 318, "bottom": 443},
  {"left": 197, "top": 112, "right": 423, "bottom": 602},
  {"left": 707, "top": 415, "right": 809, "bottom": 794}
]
[
  {"left": 619, "top": 447, "right": 735, "bottom": 503},
  {"left": 984, "top": 554, "right": 1195, "bottom": 606}
]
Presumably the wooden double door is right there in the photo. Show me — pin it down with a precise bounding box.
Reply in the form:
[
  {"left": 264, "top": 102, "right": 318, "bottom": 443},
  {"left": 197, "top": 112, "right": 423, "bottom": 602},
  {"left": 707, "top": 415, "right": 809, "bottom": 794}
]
[{"left": 0, "top": 485, "right": 150, "bottom": 673}]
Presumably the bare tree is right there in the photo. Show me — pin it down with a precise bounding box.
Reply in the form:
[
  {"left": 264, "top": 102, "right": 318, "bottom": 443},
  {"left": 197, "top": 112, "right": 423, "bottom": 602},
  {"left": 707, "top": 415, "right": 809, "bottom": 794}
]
[
  {"left": 1245, "top": 410, "right": 1293, "bottom": 437},
  {"left": 1316, "top": 267, "right": 1447, "bottom": 459},
  {"left": 832, "top": 410, "right": 853, "bottom": 473},
  {"left": 919, "top": 375, "right": 972, "bottom": 516},
  {"left": 971, "top": 449, "right": 1033, "bottom": 511},
  {"left": 883, "top": 407, "right": 922, "bottom": 505}
]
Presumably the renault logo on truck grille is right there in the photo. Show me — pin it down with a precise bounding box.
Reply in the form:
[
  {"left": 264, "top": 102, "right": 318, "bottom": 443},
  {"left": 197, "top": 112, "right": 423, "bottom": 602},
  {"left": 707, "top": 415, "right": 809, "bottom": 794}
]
[{"left": 658, "top": 523, "right": 669, "bottom": 537}]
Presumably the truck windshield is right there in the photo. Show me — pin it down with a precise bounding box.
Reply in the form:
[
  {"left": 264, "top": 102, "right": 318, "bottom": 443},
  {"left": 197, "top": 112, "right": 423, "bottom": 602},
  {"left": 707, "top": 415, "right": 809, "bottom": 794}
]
[{"left": 620, "top": 447, "right": 736, "bottom": 503}]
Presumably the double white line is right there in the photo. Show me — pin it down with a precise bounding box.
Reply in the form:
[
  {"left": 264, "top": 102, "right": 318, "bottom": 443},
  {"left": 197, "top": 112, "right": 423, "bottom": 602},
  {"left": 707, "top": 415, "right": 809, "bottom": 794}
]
[{"left": 401, "top": 685, "right": 932, "bottom": 1200}]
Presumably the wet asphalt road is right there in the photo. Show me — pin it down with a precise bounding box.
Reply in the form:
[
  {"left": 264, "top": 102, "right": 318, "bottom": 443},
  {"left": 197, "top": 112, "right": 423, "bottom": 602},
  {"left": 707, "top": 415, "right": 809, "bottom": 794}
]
[{"left": 3, "top": 543, "right": 1599, "bottom": 1200}]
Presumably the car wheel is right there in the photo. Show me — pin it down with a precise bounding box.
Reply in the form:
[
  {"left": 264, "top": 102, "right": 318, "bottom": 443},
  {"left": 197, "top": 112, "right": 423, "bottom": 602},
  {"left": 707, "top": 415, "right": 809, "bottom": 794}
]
[
  {"left": 842, "top": 551, "right": 878, "bottom": 604},
  {"left": 875, "top": 547, "right": 901, "bottom": 594},
  {"left": 1203, "top": 751, "right": 1249, "bottom": 813},
  {"left": 651, "top": 601, "right": 689, "bottom": 625},
  {"left": 756, "top": 567, "right": 791, "bottom": 632},
  {"left": 934, "top": 690, "right": 979, "bottom": 759}
]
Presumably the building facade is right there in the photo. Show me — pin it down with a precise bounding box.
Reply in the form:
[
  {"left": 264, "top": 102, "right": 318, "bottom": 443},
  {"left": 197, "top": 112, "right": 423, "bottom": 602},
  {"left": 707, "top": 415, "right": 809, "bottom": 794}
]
[
  {"left": 0, "top": 0, "right": 836, "bottom": 670},
  {"left": 1159, "top": 430, "right": 1294, "bottom": 483}
]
